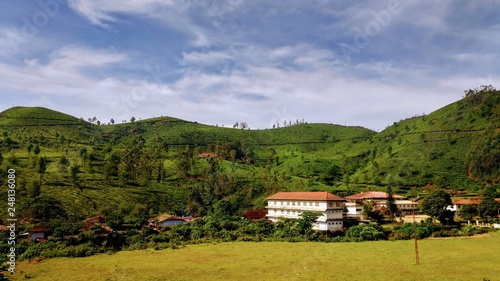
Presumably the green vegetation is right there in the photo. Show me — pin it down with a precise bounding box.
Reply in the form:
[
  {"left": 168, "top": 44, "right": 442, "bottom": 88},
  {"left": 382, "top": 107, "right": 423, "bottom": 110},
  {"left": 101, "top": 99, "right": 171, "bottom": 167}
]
[
  {"left": 0, "top": 89, "right": 498, "bottom": 220},
  {"left": 12, "top": 233, "right": 500, "bottom": 281},
  {"left": 0, "top": 87, "right": 499, "bottom": 268}
]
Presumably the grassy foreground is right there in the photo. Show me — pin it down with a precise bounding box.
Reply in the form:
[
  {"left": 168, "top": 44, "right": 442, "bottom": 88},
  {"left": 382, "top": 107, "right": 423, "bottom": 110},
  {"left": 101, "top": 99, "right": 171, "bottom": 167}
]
[{"left": 13, "top": 233, "right": 500, "bottom": 281}]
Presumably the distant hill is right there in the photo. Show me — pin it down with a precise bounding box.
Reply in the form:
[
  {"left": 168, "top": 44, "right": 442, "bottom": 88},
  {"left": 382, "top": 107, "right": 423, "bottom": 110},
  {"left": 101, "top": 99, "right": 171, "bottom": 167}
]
[
  {"left": 0, "top": 88, "right": 498, "bottom": 220},
  {"left": 0, "top": 106, "right": 86, "bottom": 126}
]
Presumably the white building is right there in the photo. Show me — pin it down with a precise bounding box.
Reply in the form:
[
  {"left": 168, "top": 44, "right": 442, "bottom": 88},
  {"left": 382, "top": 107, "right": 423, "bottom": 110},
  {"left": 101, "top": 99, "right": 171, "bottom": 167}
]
[
  {"left": 344, "top": 191, "right": 411, "bottom": 218},
  {"left": 266, "top": 192, "right": 345, "bottom": 232}
]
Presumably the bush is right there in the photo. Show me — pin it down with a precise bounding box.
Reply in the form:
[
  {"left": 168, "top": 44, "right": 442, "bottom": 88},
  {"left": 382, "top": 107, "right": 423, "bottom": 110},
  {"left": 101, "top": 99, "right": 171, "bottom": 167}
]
[
  {"left": 391, "top": 223, "right": 432, "bottom": 240},
  {"left": 345, "top": 224, "right": 386, "bottom": 241}
]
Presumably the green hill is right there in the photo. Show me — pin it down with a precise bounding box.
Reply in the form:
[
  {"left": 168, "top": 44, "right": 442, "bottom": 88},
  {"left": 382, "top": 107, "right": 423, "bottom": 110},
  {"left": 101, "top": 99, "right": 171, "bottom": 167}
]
[{"left": 0, "top": 88, "right": 498, "bottom": 221}]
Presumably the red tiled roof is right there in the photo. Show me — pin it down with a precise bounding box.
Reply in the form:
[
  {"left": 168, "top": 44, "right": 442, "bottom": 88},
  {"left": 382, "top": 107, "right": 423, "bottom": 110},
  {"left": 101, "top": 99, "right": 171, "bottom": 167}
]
[
  {"left": 199, "top": 152, "right": 218, "bottom": 158},
  {"left": 451, "top": 198, "right": 500, "bottom": 205},
  {"left": 452, "top": 199, "right": 481, "bottom": 205},
  {"left": 344, "top": 191, "right": 404, "bottom": 200},
  {"left": 27, "top": 226, "right": 51, "bottom": 232},
  {"left": 267, "top": 192, "right": 345, "bottom": 201},
  {"left": 244, "top": 210, "right": 268, "bottom": 219}
]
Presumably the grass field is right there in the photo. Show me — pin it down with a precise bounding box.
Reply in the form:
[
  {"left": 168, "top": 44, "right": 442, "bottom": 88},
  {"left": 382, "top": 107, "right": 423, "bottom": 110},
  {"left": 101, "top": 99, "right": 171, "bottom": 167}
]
[{"left": 12, "top": 233, "right": 500, "bottom": 281}]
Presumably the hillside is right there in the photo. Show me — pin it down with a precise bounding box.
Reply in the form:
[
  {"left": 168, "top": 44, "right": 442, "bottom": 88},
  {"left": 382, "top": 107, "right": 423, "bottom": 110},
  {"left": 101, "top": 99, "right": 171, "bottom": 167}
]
[{"left": 0, "top": 87, "right": 498, "bottom": 222}]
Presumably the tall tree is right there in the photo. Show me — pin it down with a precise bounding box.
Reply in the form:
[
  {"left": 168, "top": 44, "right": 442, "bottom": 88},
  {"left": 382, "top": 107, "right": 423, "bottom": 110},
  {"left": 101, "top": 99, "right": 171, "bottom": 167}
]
[
  {"left": 36, "top": 156, "right": 48, "bottom": 185},
  {"left": 175, "top": 146, "right": 192, "bottom": 187},
  {"left": 478, "top": 186, "right": 500, "bottom": 219},
  {"left": 70, "top": 165, "right": 81, "bottom": 190},
  {"left": 386, "top": 184, "right": 398, "bottom": 219},
  {"left": 420, "top": 189, "right": 454, "bottom": 225},
  {"left": 58, "top": 155, "right": 70, "bottom": 173},
  {"left": 297, "top": 212, "right": 321, "bottom": 240},
  {"left": 33, "top": 144, "right": 41, "bottom": 156}
]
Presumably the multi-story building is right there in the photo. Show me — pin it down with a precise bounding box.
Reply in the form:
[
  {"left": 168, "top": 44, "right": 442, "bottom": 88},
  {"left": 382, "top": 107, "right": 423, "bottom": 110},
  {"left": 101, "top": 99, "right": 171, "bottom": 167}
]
[
  {"left": 266, "top": 192, "right": 345, "bottom": 232},
  {"left": 344, "top": 191, "right": 416, "bottom": 218}
]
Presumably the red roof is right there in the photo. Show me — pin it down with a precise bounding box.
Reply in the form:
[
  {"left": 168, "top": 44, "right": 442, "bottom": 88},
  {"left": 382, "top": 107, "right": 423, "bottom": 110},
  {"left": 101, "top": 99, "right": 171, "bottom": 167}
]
[
  {"left": 27, "top": 226, "right": 51, "bottom": 232},
  {"left": 267, "top": 192, "right": 345, "bottom": 201},
  {"left": 199, "top": 152, "right": 218, "bottom": 158},
  {"left": 452, "top": 198, "right": 500, "bottom": 205},
  {"left": 244, "top": 210, "right": 268, "bottom": 219},
  {"left": 452, "top": 199, "right": 481, "bottom": 205},
  {"left": 345, "top": 191, "right": 404, "bottom": 200}
]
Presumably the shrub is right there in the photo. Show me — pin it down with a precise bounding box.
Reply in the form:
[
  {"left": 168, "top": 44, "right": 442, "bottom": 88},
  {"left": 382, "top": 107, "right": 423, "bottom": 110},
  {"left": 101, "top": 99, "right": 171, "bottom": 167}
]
[{"left": 345, "top": 224, "right": 386, "bottom": 241}]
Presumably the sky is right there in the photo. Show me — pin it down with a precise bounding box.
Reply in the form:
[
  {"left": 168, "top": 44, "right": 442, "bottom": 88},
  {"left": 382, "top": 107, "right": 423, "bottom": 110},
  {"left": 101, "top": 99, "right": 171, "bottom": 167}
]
[{"left": 0, "top": 0, "right": 499, "bottom": 131}]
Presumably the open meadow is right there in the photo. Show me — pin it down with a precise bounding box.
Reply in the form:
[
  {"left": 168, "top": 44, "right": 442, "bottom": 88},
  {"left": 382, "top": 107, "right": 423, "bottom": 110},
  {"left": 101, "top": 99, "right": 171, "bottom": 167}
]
[{"left": 12, "top": 232, "right": 500, "bottom": 281}]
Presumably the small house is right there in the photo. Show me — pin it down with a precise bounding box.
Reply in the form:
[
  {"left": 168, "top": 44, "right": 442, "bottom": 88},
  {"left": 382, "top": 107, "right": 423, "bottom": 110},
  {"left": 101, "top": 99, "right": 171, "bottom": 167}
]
[
  {"left": 27, "top": 226, "right": 51, "bottom": 242},
  {"left": 149, "top": 214, "right": 186, "bottom": 228}
]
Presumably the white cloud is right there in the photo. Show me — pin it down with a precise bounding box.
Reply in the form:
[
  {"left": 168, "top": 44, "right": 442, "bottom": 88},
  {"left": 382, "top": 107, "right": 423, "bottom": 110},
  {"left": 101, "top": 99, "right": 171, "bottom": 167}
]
[
  {"left": 68, "top": 0, "right": 176, "bottom": 27},
  {"left": 67, "top": 0, "right": 243, "bottom": 46}
]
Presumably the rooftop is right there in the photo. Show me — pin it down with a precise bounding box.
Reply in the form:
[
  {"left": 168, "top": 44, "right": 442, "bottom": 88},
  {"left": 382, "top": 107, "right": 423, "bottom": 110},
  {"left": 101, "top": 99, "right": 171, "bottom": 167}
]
[
  {"left": 451, "top": 199, "right": 481, "bottom": 205},
  {"left": 267, "top": 192, "right": 345, "bottom": 201},
  {"left": 27, "top": 226, "right": 51, "bottom": 232},
  {"left": 345, "top": 191, "right": 404, "bottom": 200}
]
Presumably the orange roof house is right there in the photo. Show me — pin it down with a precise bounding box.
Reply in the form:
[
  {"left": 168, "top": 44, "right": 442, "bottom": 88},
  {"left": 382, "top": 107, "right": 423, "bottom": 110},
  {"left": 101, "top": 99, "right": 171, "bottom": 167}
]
[
  {"left": 198, "top": 152, "right": 218, "bottom": 158},
  {"left": 344, "top": 191, "right": 404, "bottom": 202}
]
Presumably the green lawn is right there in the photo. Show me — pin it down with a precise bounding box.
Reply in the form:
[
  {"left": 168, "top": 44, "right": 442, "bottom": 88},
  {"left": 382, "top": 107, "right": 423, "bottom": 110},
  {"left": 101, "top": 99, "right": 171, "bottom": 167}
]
[{"left": 13, "top": 233, "right": 500, "bottom": 281}]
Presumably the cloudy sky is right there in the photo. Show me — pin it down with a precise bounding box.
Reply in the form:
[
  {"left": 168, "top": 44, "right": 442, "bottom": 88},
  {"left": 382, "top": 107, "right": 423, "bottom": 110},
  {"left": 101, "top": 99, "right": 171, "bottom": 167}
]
[{"left": 0, "top": 0, "right": 499, "bottom": 131}]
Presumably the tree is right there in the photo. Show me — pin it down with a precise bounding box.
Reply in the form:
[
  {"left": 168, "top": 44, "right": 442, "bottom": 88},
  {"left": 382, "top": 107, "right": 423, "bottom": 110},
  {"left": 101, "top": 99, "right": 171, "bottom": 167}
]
[
  {"left": 266, "top": 147, "right": 277, "bottom": 172},
  {"left": 25, "top": 197, "right": 67, "bottom": 222},
  {"left": 70, "top": 165, "right": 81, "bottom": 189},
  {"left": 458, "top": 204, "right": 478, "bottom": 221},
  {"left": 297, "top": 212, "right": 320, "bottom": 240},
  {"left": 130, "top": 116, "right": 136, "bottom": 123},
  {"left": 478, "top": 186, "right": 500, "bottom": 219},
  {"left": 28, "top": 181, "right": 41, "bottom": 198},
  {"left": 58, "top": 155, "right": 70, "bottom": 173},
  {"left": 175, "top": 146, "right": 192, "bottom": 185},
  {"left": 110, "top": 118, "right": 115, "bottom": 124},
  {"left": 33, "top": 144, "right": 41, "bottom": 156},
  {"left": 362, "top": 201, "right": 383, "bottom": 222},
  {"left": 345, "top": 224, "right": 386, "bottom": 241},
  {"left": 420, "top": 189, "right": 454, "bottom": 225},
  {"left": 239, "top": 122, "right": 248, "bottom": 129},
  {"left": 36, "top": 156, "right": 48, "bottom": 185},
  {"left": 27, "top": 142, "right": 34, "bottom": 156},
  {"left": 386, "top": 185, "right": 398, "bottom": 219}
]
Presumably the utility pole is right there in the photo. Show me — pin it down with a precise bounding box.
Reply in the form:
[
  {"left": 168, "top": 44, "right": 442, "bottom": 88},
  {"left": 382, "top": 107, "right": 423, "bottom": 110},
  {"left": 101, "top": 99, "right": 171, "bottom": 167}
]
[{"left": 412, "top": 198, "right": 420, "bottom": 265}]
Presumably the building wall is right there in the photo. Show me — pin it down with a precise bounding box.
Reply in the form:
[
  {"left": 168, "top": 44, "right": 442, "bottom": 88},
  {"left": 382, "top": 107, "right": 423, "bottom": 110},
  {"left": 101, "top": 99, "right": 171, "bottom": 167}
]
[
  {"left": 266, "top": 199, "right": 344, "bottom": 231},
  {"left": 30, "top": 232, "right": 45, "bottom": 241},
  {"left": 158, "top": 219, "right": 185, "bottom": 227}
]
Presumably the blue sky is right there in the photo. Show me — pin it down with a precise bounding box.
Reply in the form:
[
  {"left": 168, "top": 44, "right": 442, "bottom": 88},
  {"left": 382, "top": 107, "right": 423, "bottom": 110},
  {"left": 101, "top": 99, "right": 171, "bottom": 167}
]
[{"left": 0, "top": 0, "right": 499, "bottom": 131}]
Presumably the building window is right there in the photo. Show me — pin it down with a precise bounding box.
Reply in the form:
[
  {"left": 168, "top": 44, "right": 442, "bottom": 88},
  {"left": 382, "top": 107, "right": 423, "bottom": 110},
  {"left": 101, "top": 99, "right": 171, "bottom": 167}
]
[
  {"left": 280, "top": 210, "right": 283, "bottom": 214},
  {"left": 336, "top": 202, "right": 340, "bottom": 207},
  {"left": 309, "top": 202, "right": 312, "bottom": 206},
  {"left": 315, "top": 202, "right": 319, "bottom": 207},
  {"left": 292, "top": 201, "right": 295, "bottom": 206},
  {"left": 287, "top": 201, "right": 290, "bottom": 205},
  {"left": 328, "top": 202, "right": 333, "bottom": 207},
  {"left": 287, "top": 210, "right": 290, "bottom": 214}
]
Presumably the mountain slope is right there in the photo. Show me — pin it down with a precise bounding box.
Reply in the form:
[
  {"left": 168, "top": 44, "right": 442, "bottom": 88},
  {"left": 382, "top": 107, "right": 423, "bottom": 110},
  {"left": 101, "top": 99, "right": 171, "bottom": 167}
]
[
  {"left": 351, "top": 88, "right": 500, "bottom": 190},
  {"left": 0, "top": 88, "right": 498, "bottom": 220}
]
